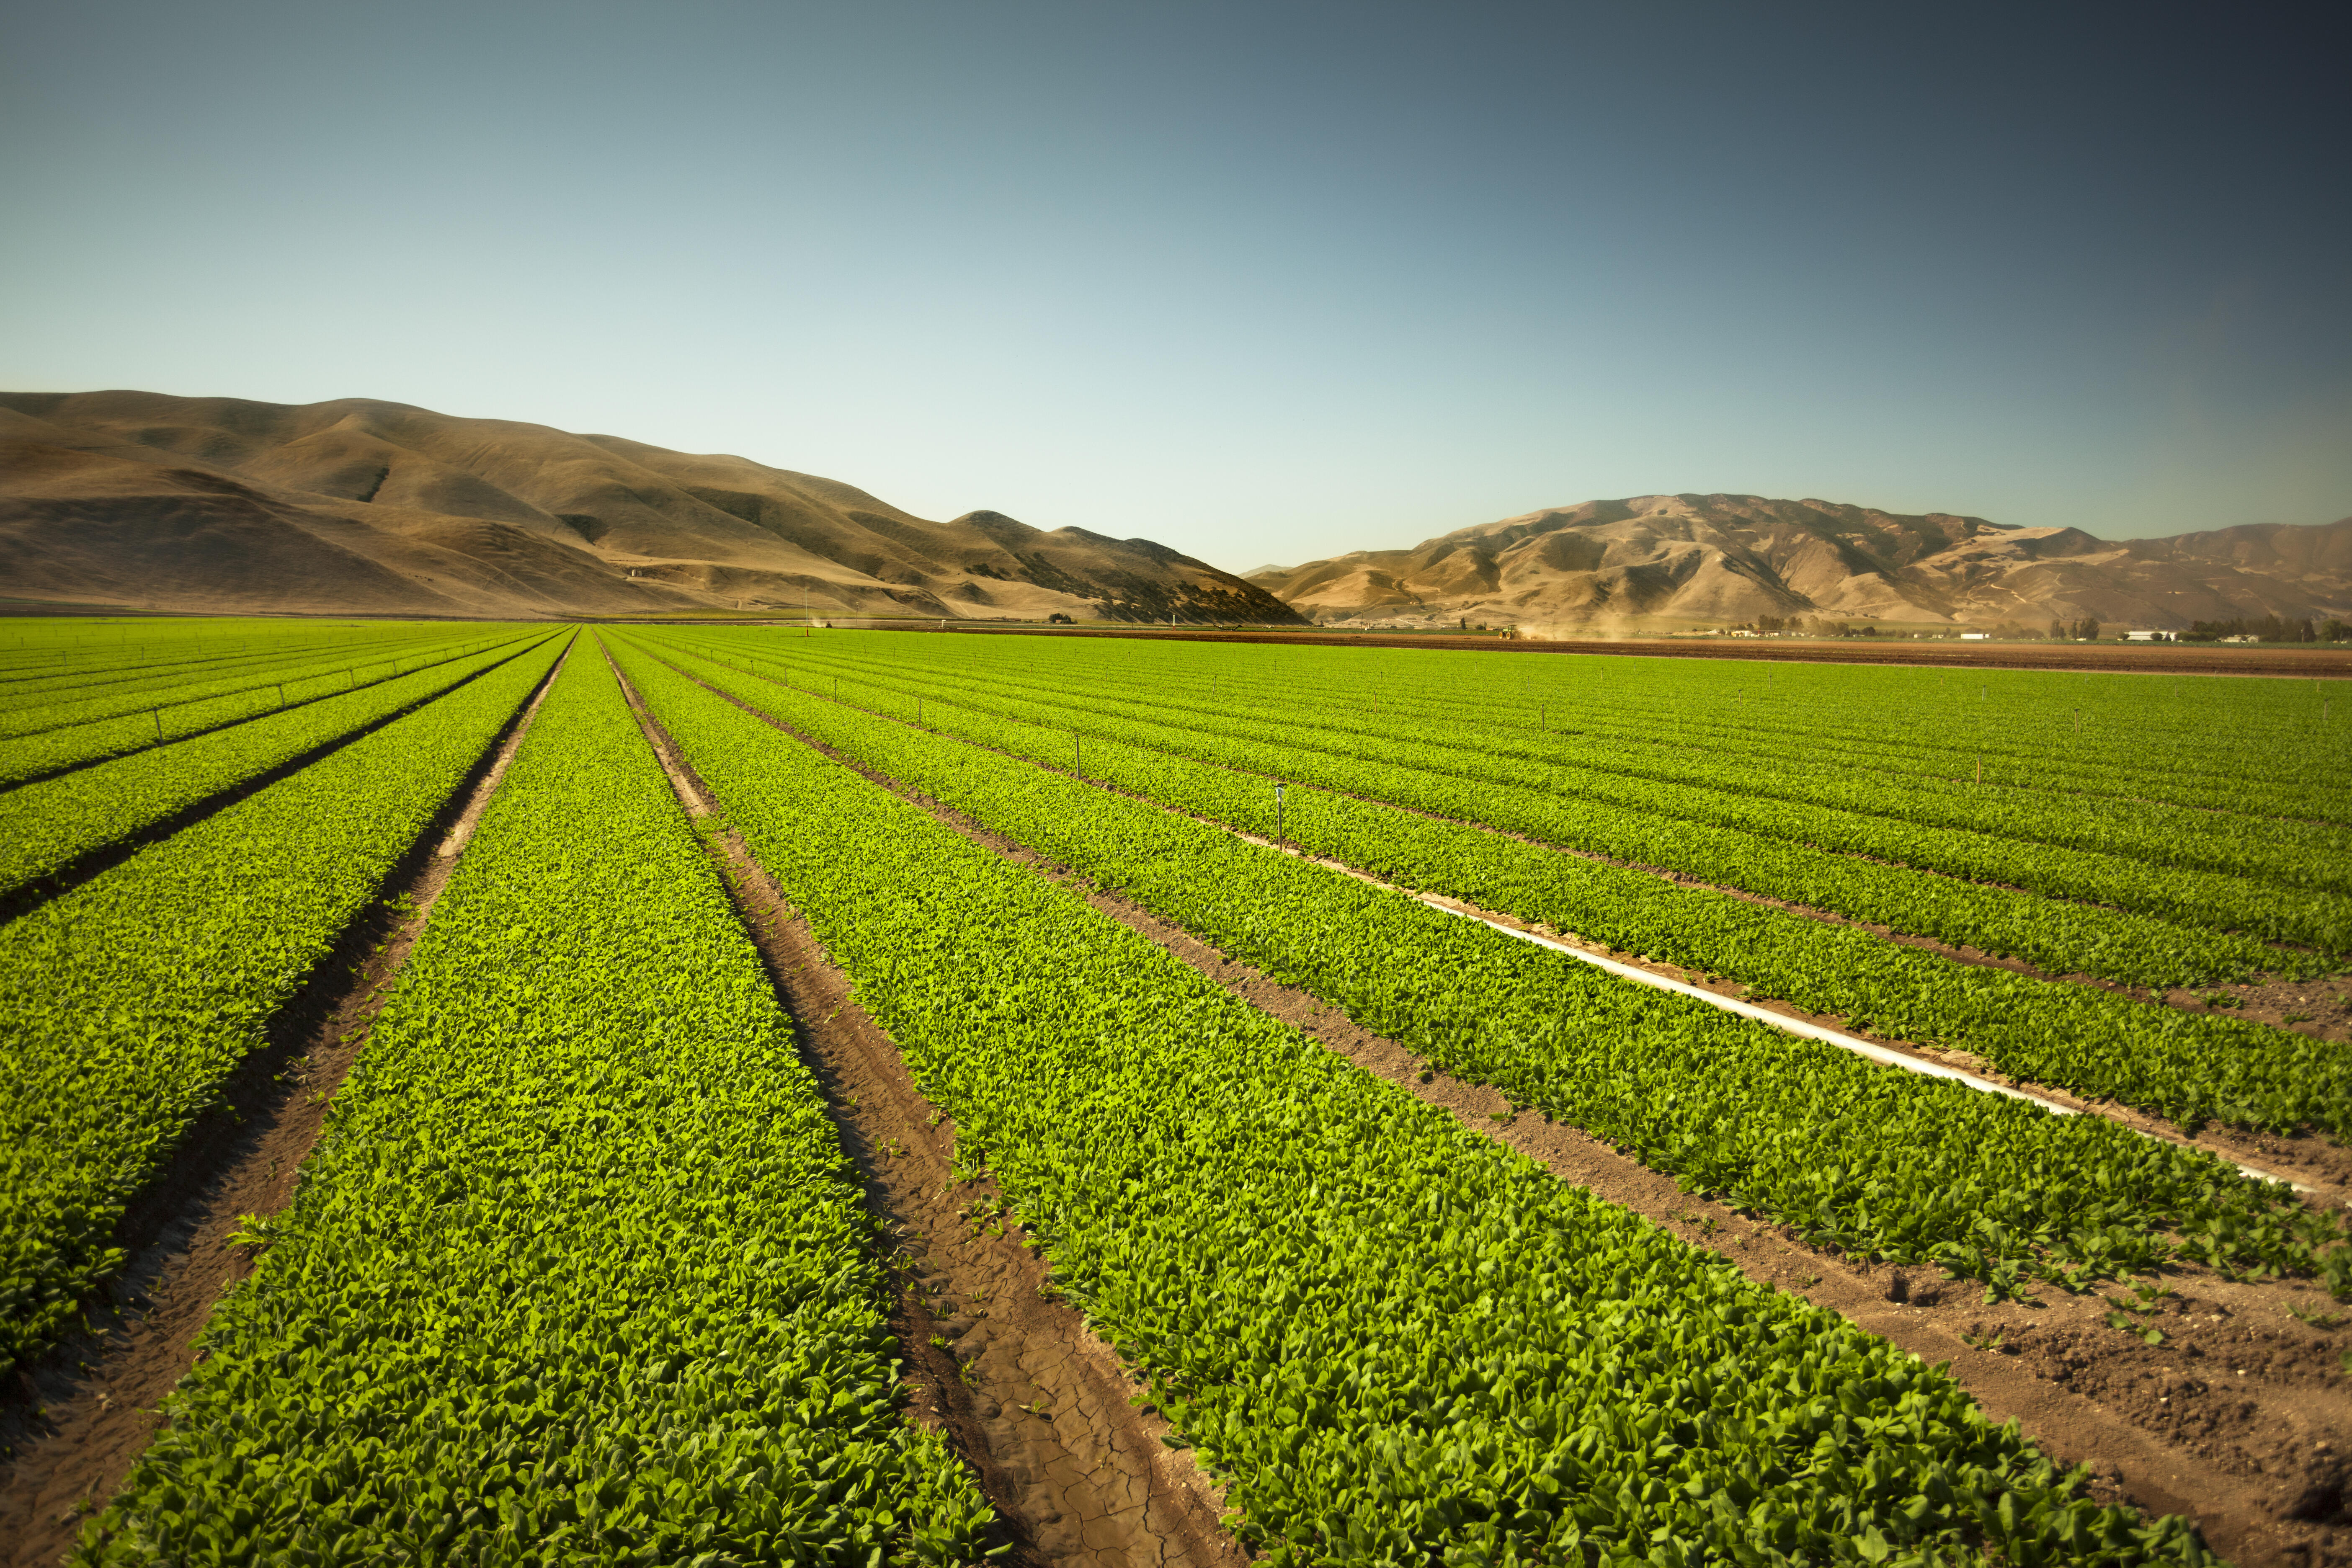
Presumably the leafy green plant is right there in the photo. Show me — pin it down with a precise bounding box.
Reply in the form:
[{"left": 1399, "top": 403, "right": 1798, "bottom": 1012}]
[
  {"left": 613, "top": 640, "right": 2222, "bottom": 1568},
  {"left": 0, "top": 633, "right": 549, "bottom": 897},
  {"left": 0, "top": 636, "right": 565, "bottom": 1369},
  {"left": 689, "top": 629, "right": 2352, "bottom": 975},
  {"left": 0, "top": 627, "right": 493, "bottom": 787},
  {"left": 660, "top": 630, "right": 2352, "bottom": 1140},
  {"left": 636, "top": 634, "right": 2349, "bottom": 1300},
  {"left": 78, "top": 648, "right": 990, "bottom": 1566},
  {"left": 222, "top": 1214, "right": 278, "bottom": 1253}
]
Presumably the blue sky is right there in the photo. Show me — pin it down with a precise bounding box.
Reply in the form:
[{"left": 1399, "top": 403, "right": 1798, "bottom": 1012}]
[{"left": 3, "top": 1, "right": 2345, "bottom": 571}]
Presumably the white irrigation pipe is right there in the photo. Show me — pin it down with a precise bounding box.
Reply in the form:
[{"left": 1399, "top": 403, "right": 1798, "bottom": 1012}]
[
  {"left": 1413, "top": 895, "right": 2307, "bottom": 1191},
  {"left": 1426, "top": 899, "right": 2063, "bottom": 1106},
  {"left": 712, "top": 650, "right": 2316, "bottom": 1194}
]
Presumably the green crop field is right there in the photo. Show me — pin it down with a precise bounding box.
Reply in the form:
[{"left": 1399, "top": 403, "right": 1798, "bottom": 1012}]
[{"left": 4, "top": 616, "right": 2345, "bottom": 1567}]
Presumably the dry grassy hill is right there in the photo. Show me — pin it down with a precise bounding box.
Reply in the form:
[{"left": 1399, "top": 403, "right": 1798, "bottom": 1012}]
[
  {"left": 0, "top": 391, "right": 1304, "bottom": 623},
  {"left": 1250, "top": 495, "right": 2352, "bottom": 633}
]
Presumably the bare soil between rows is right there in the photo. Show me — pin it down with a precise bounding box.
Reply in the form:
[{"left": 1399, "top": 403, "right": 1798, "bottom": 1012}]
[
  {"left": 710, "top": 647, "right": 2352, "bottom": 1057},
  {"left": 1062, "top": 696, "right": 2352, "bottom": 1052},
  {"left": 4, "top": 639, "right": 512, "bottom": 794},
  {"left": 659, "top": 652, "right": 2352, "bottom": 1568},
  {"left": 688, "top": 651, "right": 2352, "bottom": 1193},
  {"left": 0, "top": 643, "right": 570, "bottom": 1568},
  {"left": 607, "top": 643, "right": 1243, "bottom": 1568},
  {"left": 0, "top": 636, "right": 553, "bottom": 930}
]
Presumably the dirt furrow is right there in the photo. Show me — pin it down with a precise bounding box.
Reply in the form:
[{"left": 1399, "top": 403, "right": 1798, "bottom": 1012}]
[
  {"left": 0, "top": 640, "right": 572, "bottom": 1568},
  {"left": 1019, "top": 690, "right": 2352, "bottom": 1042},
  {"left": 602, "top": 642, "right": 1242, "bottom": 1568},
  {"left": 660, "top": 650, "right": 2352, "bottom": 1191},
  {"left": 650, "top": 649, "right": 2352, "bottom": 1568},
  {"left": 0, "top": 634, "right": 554, "bottom": 929},
  {"left": 3, "top": 640, "right": 504, "bottom": 792},
  {"left": 693, "top": 646, "right": 2350, "bottom": 1042}
]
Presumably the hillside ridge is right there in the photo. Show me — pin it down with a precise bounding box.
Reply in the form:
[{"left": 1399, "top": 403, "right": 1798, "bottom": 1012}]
[
  {"left": 0, "top": 390, "right": 1303, "bottom": 623},
  {"left": 1246, "top": 493, "right": 2352, "bottom": 632}
]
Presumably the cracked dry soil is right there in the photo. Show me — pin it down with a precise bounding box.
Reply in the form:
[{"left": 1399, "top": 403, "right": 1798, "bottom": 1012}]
[{"left": 609, "top": 650, "right": 1243, "bottom": 1568}]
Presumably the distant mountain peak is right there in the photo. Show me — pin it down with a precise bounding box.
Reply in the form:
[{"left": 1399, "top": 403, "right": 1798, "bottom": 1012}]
[{"left": 1251, "top": 495, "right": 2352, "bottom": 632}]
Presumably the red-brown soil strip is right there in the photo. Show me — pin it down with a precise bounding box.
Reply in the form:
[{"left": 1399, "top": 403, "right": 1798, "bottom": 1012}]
[
  {"left": 647, "top": 655, "right": 2352, "bottom": 1568},
  {"left": 0, "top": 641, "right": 571, "bottom": 1568},
  {"left": 602, "top": 641, "right": 1243, "bottom": 1568}
]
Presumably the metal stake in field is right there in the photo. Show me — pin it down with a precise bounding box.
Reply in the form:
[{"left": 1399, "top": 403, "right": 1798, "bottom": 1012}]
[
  {"left": 1275, "top": 781, "right": 1285, "bottom": 840},
  {"left": 152, "top": 708, "right": 162, "bottom": 741}
]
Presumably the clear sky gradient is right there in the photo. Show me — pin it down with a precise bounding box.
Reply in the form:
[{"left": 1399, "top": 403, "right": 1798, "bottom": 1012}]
[{"left": 3, "top": 1, "right": 2345, "bottom": 572}]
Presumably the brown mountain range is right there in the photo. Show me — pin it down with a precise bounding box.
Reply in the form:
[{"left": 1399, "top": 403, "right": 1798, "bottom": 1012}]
[
  {"left": 0, "top": 391, "right": 1303, "bottom": 624},
  {"left": 1248, "top": 495, "right": 2352, "bottom": 633}
]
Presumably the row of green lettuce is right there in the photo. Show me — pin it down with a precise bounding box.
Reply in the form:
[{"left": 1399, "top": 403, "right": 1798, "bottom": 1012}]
[
  {"left": 0, "top": 635, "right": 566, "bottom": 1369},
  {"left": 1010, "top": 638, "right": 2350, "bottom": 857},
  {"left": 609, "top": 636, "right": 2223, "bottom": 1568},
  {"left": 650, "top": 634, "right": 2349, "bottom": 1139},
  {"left": 963, "top": 632, "right": 2345, "bottom": 828},
  {"left": 0, "top": 630, "right": 512, "bottom": 789},
  {"left": 0, "top": 624, "right": 479, "bottom": 731},
  {"left": 632, "top": 635, "right": 2349, "bottom": 1298},
  {"left": 81, "top": 647, "right": 991, "bottom": 1568},
  {"left": 995, "top": 647, "right": 2351, "bottom": 897},
  {"left": 0, "top": 623, "right": 410, "bottom": 704},
  {"left": 715, "top": 634, "right": 2350, "bottom": 969},
  {"left": 1, "top": 638, "right": 339, "bottom": 717},
  {"left": 0, "top": 632, "right": 548, "bottom": 898},
  {"left": 692, "top": 634, "right": 2332, "bottom": 988}
]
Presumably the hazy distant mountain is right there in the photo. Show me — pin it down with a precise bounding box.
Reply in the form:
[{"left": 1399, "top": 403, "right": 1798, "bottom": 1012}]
[
  {"left": 1246, "top": 495, "right": 2352, "bottom": 632},
  {"left": 0, "top": 391, "right": 1304, "bottom": 624}
]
